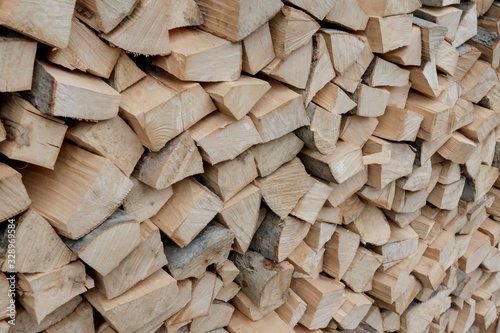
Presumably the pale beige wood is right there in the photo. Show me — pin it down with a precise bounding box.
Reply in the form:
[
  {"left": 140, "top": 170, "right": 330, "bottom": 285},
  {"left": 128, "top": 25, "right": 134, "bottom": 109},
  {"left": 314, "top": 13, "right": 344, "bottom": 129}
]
[
  {"left": 385, "top": 83, "right": 412, "bottom": 108},
  {"left": 215, "top": 260, "right": 240, "bottom": 285},
  {"left": 358, "top": 15, "right": 413, "bottom": 53},
  {"left": 255, "top": 157, "right": 313, "bottom": 218},
  {"left": 0, "top": 274, "right": 12, "bottom": 321},
  {"left": 100, "top": 0, "right": 170, "bottom": 55},
  {"left": 227, "top": 309, "right": 294, "bottom": 333},
  {"left": 248, "top": 78, "right": 309, "bottom": 143},
  {"left": 427, "top": 177, "right": 466, "bottom": 210},
  {"left": 478, "top": 15, "right": 500, "bottom": 34},
  {"left": 24, "top": 59, "right": 121, "bottom": 121},
  {"left": 120, "top": 71, "right": 215, "bottom": 151},
  {"left": 269, "top": 5, "right": 319, "bottom": 60},
  {"left": 0, "top": 94, "right": 67, "bottom": 169},
  {"left": 317, "top": 206, "right": 342, "bottom": 225},
  {"left": 313, "top": 82, "right": 357, "bottom": 115},
  {"left": 323, "top": 0, "right": 369, "bottom": 31},
  {"left": 478, "top": 217, "right": 500, "bottom": 245},
  {"left": 275, "top": 289, "right": 307, "bottom": 328},
  {"left": 468, "top": 26, "right": 500, "bottom": 68},
  {"left": 452, "top": 299, "right": 476, "bottom": 333},
  {"left": 363, "top": 307, "right": 383, "bottom": 333},
  {"left": 319, "top": 29, "right": 365, "bottom": 76},
  {"left": 474, "top": 300, "right": 497, "bottom": 330},
  {"left": 122, "top": 177, "right": 173, "bottom": 222},
  {"left": 397, "top": 159, "right": 432, "bottom": 192},
  {"left": 425, "top": 231, "right": 459, "bottom": 270},
  {"left": 381, "top": 310, "right": 400, "bottom": 332},
  {"left": 437, "top": 74, "right": 462, "bottom": 108},
  {"left": 292, "top": 276, "right": 345, "bottom": 330},
  {"left": 216, "top": 281, "right": 240, "bottom": 302},
  {"left": 462, "top": 165, "right": 500, "bottom": 202},
  {"left": 384, "top": 209, "right": 421, "bottom": 229},
  {"left": 20, "top": 143, "right": 132, "bottom": 239},
  {"left": 449, "top": 98, "right": 474, "bottom": 133},
  {"left": 324, "top": 226, "right": 360, "bottom": 280},
  {"left": 339, "top": 194, "right": 365, "bottom": 224},
  {"left": 453, "top": 44, "right": 482, "bottom": 82},
  {"left": 409, "top": 60, "right": 444, "bottom": 98},
  {"left": 216, "top": 184, "right": 261, "bottom": 254},
  {"left": 291, "top": 179, "right": 332, "bottom": 223},
  {"left": 435, "top": 41, "right": 459, "bottom": 76},
  {"left": 363, "top": 56, "right": 410, "bottom": 87},
  {"left": 299, "top": 143, "right": 364, "bottom": 184},
  {"left": 358, "top": 182, "right": 395, "bottom": 210},
  {"left": 333, "top": 289, "right": 373, "bottom": 330},
  {"left": 151, "top": 177, "right": 223, "bottom": 247},
  {"left": 412, "top": 256, "right": 446, "bottom": 290},
  {"left": 75, "top": 0, "right": 139, "bottom": 33},
  {"left": 200, "top": 150, "right": 258, "bottom": 201},
  {"left": 342, "top": 247, "right": 384, "bottom": 293},
  {"left": 0, "top": 0, "right": 74, "bottom": 48},
  {"left": 241, "top": 23, "right": 275, "bottom": 75},
  {"left": 391, "top": 186, "right": 428, "bottom": 214},
  {"left": 450, "top": 2, "right": 478, "bottom": 47},
  {"left": 85, "top": 269, "right": 178, "bottom": 332},
  {"left": 164, "top": 225, "right": 234, "bottom": 280},
  {"left": 362, "top": 151, "right": 392, "bottom": 166},
  {"left": 288, "top": 241, "right": 324, "bottom": 276},
  {"left": 92, "top": 220, "right": 167, "bottom": 299},
  {"left": 304, "top": 221, "right": 337, "bottom": 252},
  {"left": 0, "top": 163, "right": 30, "bottom": 222},
  {"left": 202, "top": 75, "right": 270, "bottom": 120},
  {"left": 17, "top": 261, "right": 92, "bottom": 323},
  {"left": 5, "top": 210, "right": 74, "bottom": 273},
  {"left": 230, "top": 290, "right": 277, "bottom": 321},
  {"left": 0, "top": 30, "right": 37, "bottom": 92},
  {"left": 43, "top": 301, "right": 94, "bottom": 333},
  {"left": 359, "top": 0, "right": 421, "bottom": 16},
  {"left": 153, "top": 28, "right": 241, "bottom": 81},
  {"left": 349, "top": 84, "right": 390, "bottom": 117},
  {"left": 347, "top": 205, "right": 390, "bottom": 246},
  {"left": 405, "top": 91, "right": 451, "bottom": 141},
  {"left": 326, "top": 168, "right": 368, "bottom": 207},
  {"left": 375, "top": 223, "right": 420, "bottom": 266},
  {"left": 282, "top": 0, "right": 335, "bottom": 20},
  {"left": 46, "top": 17, "right": 120, "bottom": 78},
  {"left": 104, "top": 50, "right": 146, "bottom": 93},
  {"left": 250, "top": 209, "right": 311, "bottom": 262},
  {"left": 190, "top": 301, "right": 234, "bottom": 333},
  {"left": 413, "top": 17, "right": 448, "bottom": 61},
  {"left": 382, "top": 26, "right": 422, "bottom": 66},
  {"left": 165, "top": 0, "right": 203, "bottom": 30},
  {"left": 482, "top": 246, "right": 500, "bottom": 272},
  {"left": 459, "top": 104, "right": 499, "bottom": 143},
  {"left": 459, "top": 230, "right": 492, "bottom": 273},
  {"left": 373, "top": 105, "right": 424, "bottom": 142},
  {"left": 437, "top": 131, "right": 477, "bottom": 164},
  {"left": 67, "top": 116, "right": 143, "bottom": 177},
  {"left": 340, "top": 116, "right": 379, "bottom": 147},
  {"left": 460, "top": 60, "right": 498, "bottom": 104},
  {"left": 189, "top": 113, "right": 262, "bottom": 164},
  {"left": 415, "top": 6, "right": 462, "bottom": 40}
]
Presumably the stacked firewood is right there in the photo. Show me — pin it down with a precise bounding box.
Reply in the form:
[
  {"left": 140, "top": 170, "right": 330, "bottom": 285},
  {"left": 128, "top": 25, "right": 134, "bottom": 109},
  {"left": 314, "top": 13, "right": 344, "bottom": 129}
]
[{"left": 1, "top": 0, "right": 500, "bottom": 332}]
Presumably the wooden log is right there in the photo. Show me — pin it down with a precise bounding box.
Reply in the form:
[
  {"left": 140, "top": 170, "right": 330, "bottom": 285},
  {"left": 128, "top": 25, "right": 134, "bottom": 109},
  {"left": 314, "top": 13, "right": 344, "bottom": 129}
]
[
  {"left": 17, "top": 261, "right": 92, "bottom": 323},
  {"left": 241, "top": 23, "right": 275, "bottom": 75},
  {"left": 165, "top": 0, "right": 204, "bottom": 30},
  {"left": 347, "top": 205, "right": 390, "bottom": 246},
  {"left": 153, "top": 28, "right": 241, "bottom": 82},
  {"left": 324, "top": 227, "right": 360, "bottom": 280},
  {"left": 232, "top": 250, "right": 293, "bottom": 309},
  {"left": 427, "top": 177, "right": 466, "bottom": 210},
  {"left": 0, "top": 94, "right": 67, "bottom": 169},
  {"left": 99, "top": 0, "right": 170, "bottom": 55},
  {"left": 0, "top": 29, "right": 37, "bottom": 92},
  {"left": 348, "top": 84, "right": 390, "bottom": 118},
  {"left": 74, "top": 0, "right": 138, "bottom": 33},
  {"left": 415, "top": 6, "right": 462, "bottom": 40},
  {"left": 339, "top": 116, "right": 379, "bottom": 148},
  {"left": 4, "top": 210, "right": 74, "bottom": 273},
  {"left": 269, "top": 6, "right": 319, "bottom": 60},
  {"left": 437, "top": 132, "right": 477, "bottom": 164},
  {"left": 188, "top": 113, "right": 262, "bottom": 164},
  {"left": 396, "top": 159, "right": 432, "bottom": 192},
  {"left": 250, "top": 209, "right": 311, "bottom": 262},
  {"left": 313, "top": 82, "right": 357, "bottom": 115},
  {"left": 363, "top": 307, "right": 384, "bottom": 333},
  {"left": 358, "top": 182, "right": 396, "bottom": 210},
  {"left": 227, "top": 309, "right": 294, "bottom": 333},
  {"left": 24, "top": 59, "right": 121, "bottom": 121},
  {"left": 0, "top": 274, "right": 12, "bottom": 321},
  {"left": 292, "top": 275, "right": 345, "bottom": 330},
  {"left": 459, "top": 104, "right": 499, "bottom": 143},
  {"left": 255, "top": 157, "right": 313, "bottom": 218},
  {"left": 0, "top": 0, "right": 74, "bottom": 48},
  {"left": 215, "top": 259, "right": 240, "bottom": 286},
  {"left": 405, "top": 91, "right": 451, "bottom": 141},
  {"left": 120, "top": 71, "right": 215, "bottom": 151},
  {"left": 409, "top": 60, "right": 445, "bottom": 98},
  {"left": 342, "top": 247, "right": 384, "bottom": 293},
  {"left": 373, "top": 106, "right": 424, "bottom": 142},
  {"left": 339, "top": 194, "right": 365, "bottom": 224},
  {"left": 19, "top": 143, "right": 132, "bottom": 239},
  {"left": 104, "top": 50, "right": 146, "bottom": 93},
  {"left": 326, "top": 168, "right": 368, "bottom": 207},
  {"left": 0, "top": 162, "right": 30, "bottom": 222},
  {"left": 358, "top": 15, "right": 413, "bottom": 53},
  {"left": 199, "top": 150, "right": 258, "bottom": 201},
  {"left": 216, "top": 281, "right": 240, "bottom": 302},
  {"left": 122, "top": 177, "right": 173, "bottom": 222},
  {"left": 323, "top": 0, "right": 369, "bottom": 31},
  {"left": 451, "top": 2, "right": 478, "bottom": 47},
  {"left": 319, "top": 29, "right": 365, "bottom": 76},
  {"left": 459, "top": 60, "right": 498, "bottom": 104},
  {"left": 334, "top": 290, "right": 373, "bottom": 330},
  {"left": 413, "top": 17, "right": 448, "bottom": 61},
  {"left": 437, "top": 74, "right": 462, "bottom": 108},
  {"left": 478, "top": 15, "right": 500, "bottom": 34},
  {"left": 275, "top": 289, "right": 307, "bottom": 328},
  {"left": 304, "top": 221, "right": 337, "bottom": 252},
  {"left": 282, "top": 0, "right": 335, "bottom": 20},
  {"left": 478, "top": 217, "right": 500, "bottom": 245},
  {"left": 381, "top": 310, "right": 400, "bottom": 332},
  {"left": 436, "top": 41, "right": 459, "bottom": 76},
  {"left": 46, "top": 17, "right": 120, "bottom": 78},
  {"left": 362, "top": 57, "right": 410, "bottom": 87},
  {"left": 189, "top": 301, "right": 234, "bottom": 333},
  {"left": 202, "top": 76, "right": 270, "bottom": 120},
  {"left": 382, "top": 26, "right": 422, "bottom": 66},
  {"left": 288, "top": 241, "right": 324, "bottom": 276},
  {"left": 215, "top": 184, "right": 261, "bottom": 254},
  {"left": 91, "top": 220, "right": 168, "bottom": 299},
  {"left": 43, "top": 301, "right": 94, "bottom": 333},
  {"left": 459, "top": 231, "right": 491, "bottom": 273},
  {"left": 413, "top": 256, "right": 446, "bottom": 289},
  {"left": 453, "top": 44, "right": 482, "bottom": 82},
  {"left": 291, "top": 178, "right": 332, "bottom": 223},
  {"left": 363, "top": 136, "right": 415, "bottom": 189},
  {"left": 85, "top": 269, "right": 178, "bottom": 333},
  {"left": 164, "top": 225, "right": 234, "bottom": 280},
  {"left": 358, "top": 0, "right": 421, "bottom": 16},
  {"left": 151, "top": 177, "right": 223, "bottom": 247},
  {"left": 467, "top": 26, "right": 500, "bottom": 68},
  {"left": 230, "top": 290, "right": 276, "bottom": 321},
  {"left": 482, "top": 246, "right": 500, "bottom": 272}
]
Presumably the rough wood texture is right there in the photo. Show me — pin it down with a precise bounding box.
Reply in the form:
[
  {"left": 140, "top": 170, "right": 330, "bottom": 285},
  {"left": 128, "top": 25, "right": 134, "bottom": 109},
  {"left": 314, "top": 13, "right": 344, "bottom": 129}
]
[{"left": 75, "top": 0, "right": 139, "bottom": 33}]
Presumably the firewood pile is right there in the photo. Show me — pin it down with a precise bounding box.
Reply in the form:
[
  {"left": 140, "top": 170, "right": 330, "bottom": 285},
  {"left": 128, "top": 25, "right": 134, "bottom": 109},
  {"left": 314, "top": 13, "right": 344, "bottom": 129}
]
[{"left": 2, "top": 0, "right": 500, "bottom": 332}]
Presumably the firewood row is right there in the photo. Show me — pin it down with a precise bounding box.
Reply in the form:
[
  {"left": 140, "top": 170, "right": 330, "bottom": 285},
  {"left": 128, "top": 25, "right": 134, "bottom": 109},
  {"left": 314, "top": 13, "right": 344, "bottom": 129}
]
[{"left": 2, "top": 0, "right": 500, "bottom": 332}]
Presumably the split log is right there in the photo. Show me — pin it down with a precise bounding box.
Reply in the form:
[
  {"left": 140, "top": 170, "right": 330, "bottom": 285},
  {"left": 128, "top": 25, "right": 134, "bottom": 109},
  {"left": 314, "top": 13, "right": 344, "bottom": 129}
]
[
  {"left": 122, "top": 177, "right": 173, "bottom": 222},
  {"left": 0, "top": 162, "right": 30, "bottom": 222},
  {"left": 215, "top": 260, "right": 240, "bottom": 285},
  {"left": 334, "top": 290, "right": 373, "bottom": 330},
  {"left": 413, "top": 17, "right": 448, "bottom": 61},
  {"left": 362, "top": 57, "right": 410, "bottom": 87},
  {"left": 0, "top": 94, "right": 67, "bottom": 169},
  {"left": 319, "top": 29, "right": 365, "bottom": 76},
  {"left": 478, "top": 217, "right": 500, "bottom": 245},
  {"left": 0, "top": 29, "right": 37, "bottom": 92},
  {"left": 374, "top": 223, "right": 420, "bottom": 265},
  {"left": 409, "top": 60, "right": 443, "bottom": 98},
  {"left": 348, "top": 84, "right": 390, "bottom": 118},
  {"left": 459, "top": 60, "right": 497, "bottom": 104},
  {"left": 104, "top": 50, "right": 146, "bottom": 93},
  {"left": 413, "top": 256, "right": 446, "bottom": 289},
  {"left": 100, "top": 0, "right": 171, "bottom": 55},
  {"left": 241, "top": 23, "right": 275, "bottom": 75},
  {"left": 414, "top": 6, "right": 462, "bottom": 40},
  {"left": 165, "top": 0, "right": 204, "bottom": 30},
  {"left": 46, "top": 17, "right": 121, "bottom": 78},
  {"left": 17, "top": 260, "right": 92, "bottom": 323},
  {"left": 151, "top": 177, "right": 222, "bottom": 247},
  {"left": 313, "top": 82, "right": 357, "bottom": 115},
  {"left": 437, "top": 132, "right": 477, "bottom": 164},
  {"left": 153, "top": 28, "right": 242, "bottom": 82},
  {"left": 323, "top": 0, "right": 369, "bottom": 31},
  {"left": 453, "top": 44, "right": 482, "bottom": 82},
  {"left": 19, "top": 143, "right": 132, "bottom": 239},
  {"left": 406, "top": 91, "right": 451, "bottom": 141},
  {"left": 164, "top": 225, "right": 234, "bottom": 280},
  {"left": 450, "top": 2, "right": 478, "bottom": 47},
  {"left": 359, "top": 15, "right": 413, "bottom": 53},
  {"left": 326, "top": 168, "right": 368, "bottom": 207},
  {"left": 382, "top": 27, "right": 422, "bottom": 66},
  {"left": 304, "top": 221, "right": 337, "bottom": 252},
  {"left": 373, "top": 106, "right": 424, "bottom": 142},
  {"left": 397, "top": 159, "right": 432, "bottom": 192},
  {"left": 462, "top": 165, "right": 500, "bottom": 202},
  {"left": 227, "top": 309, "right": 294, "bottom": 333},
  {"left": 478, "top": 15, "right": 500, "bottom": 34},
  {"left": 449, "top": 98, "right": 474, "bottom": 133},
  {"left": 459, "top": 231, "right": 491, "bottom": 273},
  {"left": 43, "top": 301, "right": 94, "bottom": 333},
  {"left": 85, "top": 269, "right": 179, "bottom": 333},
  {"left": 342, "top": 247, "right": 384, "bottom": 293},
  {"left": 347, "top": 205, "right": 390, "bottom": 246},
  {"left": 324, "top": 227, "right": 360, "bottom": 280},
  {"left": 436, "top": 41, "right": 459, "bottom": 76},
  {"left": 0, "top": 0, "right": 74, "bottom": 48},
  {"left": 291, "top": 178, "right": 332, "bottom": 223},
  {"left": 74, "top": 0, "right": 139, "bottom": 33},
  {"left": 217, "top": 282, "right": 240, "bottom": 302},
  {"left": 190, "top": 301, "right": 234, "bottom": 333},
  {"left": 340, "top": 116, "right": 379, "bottom": 147},
  {"left": 358, "top": 182, "right": 396, "bottom": 210},
  {"left": 467, "top": 26, "right": 500, "bottom": 68},
  {"left": 232, "top": 250, "right": 293, "bottom": 309},
  {"left": 287, "top": 241, "right": 324, "bottom": 276},
  {"left": 275, "top": 289, "right": 307, "bottom": 328},
  {"left": 459, "top": 104, "right": 499, "bottom": 143},
  {"left": 230, "top": 290, "right": 276, "bottom": 321},
  {"left": 91, "top": 220, "right": 168, "bottom": 299},
  {"left": 24, "top": 60, "right": 121, "bottom": 121},
  {"left": 119, "top": 71, "right": 215, "bottom": 151},
  {"left": 282, "top": 0, "right": 336, "bottom": 20}
]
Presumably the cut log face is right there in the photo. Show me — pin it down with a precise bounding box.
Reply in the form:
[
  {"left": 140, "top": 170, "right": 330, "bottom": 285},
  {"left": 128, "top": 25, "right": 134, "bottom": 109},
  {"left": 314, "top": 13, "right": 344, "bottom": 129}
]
[
  {"left": 342, "top": 247, "right": 384, "bottom": 293},
  {"left": 413, "top": 16, "right": 448, "bottom": 61},
  {"left": 228, "top": 309, "right": 294, "bottom": 333},
  {"left": 189, "top": 300, "right": 234, "bottom": 333},
  {"left": 359, "top": 15, "right": 413, "bottom": 53},
  {"left": 151, "top": 177, "right": 223, "bottom": 247},
  {"left": 323, "top": 0, "right": 369, "bottom": 31},
  {"left": 320, "top": 28, "right": 365, "bottom": 76},
  {"left": 153, "top": 27, "right": 242, "bottom": 82},
  {"left": 122, "top": 177, "right": 173, "bottom": 222},
  {"left": 0, "top": 94, "right": 67, "bottom": 169},
  {"left": 165, "top": 225, "right": 234, "bottom": 280},
  {"left": 104, "top": 51, "right": 146, "bottom": 93},
  {"left": 6, "top": 210, "right": 74, "bottom": 273},
  {"left": 46, "top": 17, "right": 121, "bottom": 78},
  {"left": 0, "top": 29, "right": 37, "bottom": 92},
  {"left": 17, "top": 260, "right": 92, "bottom": 323},
  {"left": 242, "top": 23, "right": 276, "bottom": 75},
  {"left": 19, "top": 143, "right": 132, "bottom": 239},
  {"left": 92, "top": 220, "right": 168, "bottom": 299},
  {"left": 275, "top": 289, "right": 307, "bottom": 327},
  {"left": 405, "top": 91, "right": 451, "bottom": 141},
  {"left": 362, "top": 57, "right": 410, "bottom": 87},
  {"left": 74, "top": 0, "right": 139, "bottom": 33},
  {"left": 460, "top": 60, "right": 498, "bottom": 104},
  {"left": 232, "top": 250, "right": 294, "bottom": 309},
  {"left": 373, "top": 105, "right": 424, "bottom": 142},
  {"left": 334, "top": 289, "right": 373, "bottom": 330},
  {"left": 291, "top": 178, "right": 333, "bottom": 223},
  {"left": 382, "top": 26, "right": 422, "bottom": 67},
  {"left": 349, "top": 84, "right": 390, "bottom": 118},
  {"left": 347, "top": 205, "right": 391, "bottom": 246},
  {"left": 324, "top": 226, "right": 360, "bottom": 280},
  {"left": 0, "top": 162, "right": 31, "bottom": 222},
  {"left": 165, "top": 0, "right": 204, "bottom": 30},
  {"left": 24, "top": 60, "right": 121, "bottom": 121},
  {"left": 85, "top": 269, "right": 179, "bottom": 333},
  {"left": 43, "top": 300, "right": 94, "bottom": 333},
  {"left": 62, "top": 209, "right": 141, "bottom": 276}
]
